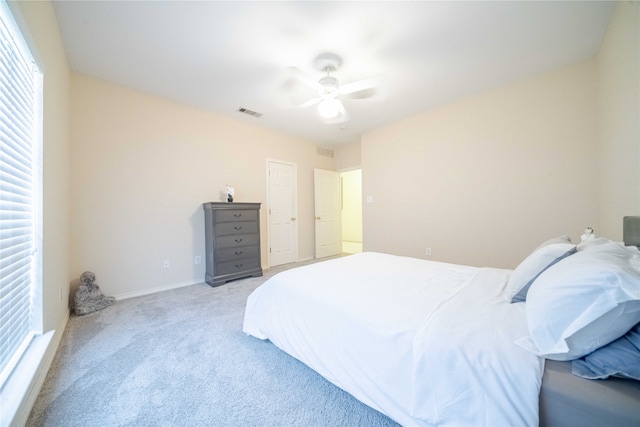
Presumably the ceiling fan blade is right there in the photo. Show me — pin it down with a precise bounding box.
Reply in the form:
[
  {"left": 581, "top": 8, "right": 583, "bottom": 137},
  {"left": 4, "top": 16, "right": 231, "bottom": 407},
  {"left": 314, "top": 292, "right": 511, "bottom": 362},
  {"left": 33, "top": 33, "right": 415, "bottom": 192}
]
[
  {"left": 339, "top": 75, "right": 387, "bottom": 100},
  {"left": 321, "top": 100, "right": 350, "bottom": 124},
  {"left": 286, "top": 66, "right": 322, "bottom": 91},
  {"left": 295, "top": 97, "right": 322, "bottom": 109}
]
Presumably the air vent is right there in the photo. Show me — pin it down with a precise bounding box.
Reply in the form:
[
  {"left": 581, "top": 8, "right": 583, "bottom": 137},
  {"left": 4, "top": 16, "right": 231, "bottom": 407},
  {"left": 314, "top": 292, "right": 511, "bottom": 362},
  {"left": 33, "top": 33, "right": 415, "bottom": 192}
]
[
  {"left": 237, "top": 107, "right": 263, "bottom": 118},
  {"left": 317, "top": 147, "right": 334, "bottom": 158}
]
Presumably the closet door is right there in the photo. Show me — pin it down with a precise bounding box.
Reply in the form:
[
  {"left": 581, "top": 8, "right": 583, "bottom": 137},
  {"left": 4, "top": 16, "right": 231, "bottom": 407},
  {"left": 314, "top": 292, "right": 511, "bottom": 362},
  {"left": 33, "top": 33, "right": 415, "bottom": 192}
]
[{"left": 268, "top": 160, "right": 298, "bottom": 267}]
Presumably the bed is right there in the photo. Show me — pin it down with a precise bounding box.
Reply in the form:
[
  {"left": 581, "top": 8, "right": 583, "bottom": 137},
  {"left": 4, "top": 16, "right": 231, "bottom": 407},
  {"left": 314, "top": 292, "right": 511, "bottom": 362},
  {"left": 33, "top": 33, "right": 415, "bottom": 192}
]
[{"left": 243, "top": 218, "right": 640, "bottom": 426}]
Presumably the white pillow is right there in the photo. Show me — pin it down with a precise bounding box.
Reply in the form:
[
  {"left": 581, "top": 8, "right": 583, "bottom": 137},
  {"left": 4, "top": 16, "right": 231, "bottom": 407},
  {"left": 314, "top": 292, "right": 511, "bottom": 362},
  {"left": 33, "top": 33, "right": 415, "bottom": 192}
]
[
  {"left": 578, "top": 237, "right": 640, "bottom": 254},
  {"left": 517, "top": 244, "right": 640, "bottom": 361},
  {"left": 577, "top": 237, "right": 618, "bottom": 251},
  {"left": 505, "top": 235, "right": 576, "bottom": 303}
]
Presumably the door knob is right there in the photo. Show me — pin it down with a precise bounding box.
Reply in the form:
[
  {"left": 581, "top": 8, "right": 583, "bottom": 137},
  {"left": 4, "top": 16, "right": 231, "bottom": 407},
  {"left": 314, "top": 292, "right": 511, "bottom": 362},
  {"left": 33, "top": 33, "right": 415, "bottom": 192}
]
[
  {"left": 315, "top": 216, "right": 321, "bottom": 220},
  {"left": 291, "top": 217, "right": 296, "bottom": 221}
]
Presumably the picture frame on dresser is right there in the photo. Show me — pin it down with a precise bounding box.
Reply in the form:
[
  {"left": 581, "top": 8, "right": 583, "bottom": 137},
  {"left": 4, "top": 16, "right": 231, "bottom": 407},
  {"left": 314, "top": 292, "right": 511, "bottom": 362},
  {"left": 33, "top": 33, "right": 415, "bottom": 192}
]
[{"left": 203, "top": 202, "right": 263, "bottom": 287}]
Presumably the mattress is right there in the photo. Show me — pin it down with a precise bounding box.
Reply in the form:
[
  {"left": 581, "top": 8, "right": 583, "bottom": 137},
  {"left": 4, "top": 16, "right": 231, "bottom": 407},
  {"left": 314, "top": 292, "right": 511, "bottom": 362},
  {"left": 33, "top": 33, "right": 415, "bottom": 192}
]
[{"left": 243, "top": 252, "right": 544, "bottom": 426}]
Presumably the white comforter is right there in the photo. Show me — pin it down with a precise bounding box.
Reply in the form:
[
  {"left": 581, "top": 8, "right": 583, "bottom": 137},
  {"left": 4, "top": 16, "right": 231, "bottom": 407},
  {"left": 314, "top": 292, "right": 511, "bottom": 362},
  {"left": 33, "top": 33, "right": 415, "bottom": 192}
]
[{"left": 243, "top": 252, "right": 544, "bottom": 426}]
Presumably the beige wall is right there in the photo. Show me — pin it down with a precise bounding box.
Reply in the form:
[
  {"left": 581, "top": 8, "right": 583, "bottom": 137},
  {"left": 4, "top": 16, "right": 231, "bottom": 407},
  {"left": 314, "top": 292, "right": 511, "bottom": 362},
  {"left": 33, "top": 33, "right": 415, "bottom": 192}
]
[
  {"left": 70, "top": 73, "right": 332, "bottom": 297},
  {"left": 362, "top": 60, "right": 599, "bottom": 269},
  {"left": 596, "top": 1, "right": 640, "bottom": 239},
  {"left": 335, "top": 140, "right": 361, "bottom": 170},
  {"left": 360, "top": 2, "right": 638, "bottom": 269},
  {"left": 12, "top": 0, "right": 71, "bottom": 332},
  {"left": 341, "top": 169, "right": 363, "bottom": 243}
]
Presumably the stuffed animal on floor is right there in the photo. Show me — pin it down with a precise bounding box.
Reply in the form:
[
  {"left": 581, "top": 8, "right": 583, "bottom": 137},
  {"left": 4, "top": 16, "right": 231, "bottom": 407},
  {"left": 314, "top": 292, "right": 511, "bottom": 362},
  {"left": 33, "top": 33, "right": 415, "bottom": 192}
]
[{"left": 74, "top": 271, "right": 115, "bottom": 316}]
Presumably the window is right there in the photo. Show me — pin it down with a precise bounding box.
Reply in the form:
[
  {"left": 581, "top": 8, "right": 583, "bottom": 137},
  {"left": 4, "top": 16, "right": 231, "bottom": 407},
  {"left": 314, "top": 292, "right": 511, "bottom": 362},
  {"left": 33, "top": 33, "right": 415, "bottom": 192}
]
[{"left": 0, "top": 0, "right": 42, "bottom": 387}]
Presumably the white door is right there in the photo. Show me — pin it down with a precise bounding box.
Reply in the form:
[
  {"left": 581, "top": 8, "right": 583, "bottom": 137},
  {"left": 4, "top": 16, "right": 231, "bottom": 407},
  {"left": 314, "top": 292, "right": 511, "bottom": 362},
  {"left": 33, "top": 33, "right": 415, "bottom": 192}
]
[
  {"left": 314, "top": 168, "right": 341, "bottom": 258},
  {"left": 268, "top": 160, "right": 297, "bottom": 267}
]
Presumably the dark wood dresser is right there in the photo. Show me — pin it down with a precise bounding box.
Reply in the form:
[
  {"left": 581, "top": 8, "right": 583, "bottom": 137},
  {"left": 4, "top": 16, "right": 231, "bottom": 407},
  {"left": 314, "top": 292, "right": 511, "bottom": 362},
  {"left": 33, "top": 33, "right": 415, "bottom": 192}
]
[{"left": 203, "top": 202, "right": 262, "bottom": 287}]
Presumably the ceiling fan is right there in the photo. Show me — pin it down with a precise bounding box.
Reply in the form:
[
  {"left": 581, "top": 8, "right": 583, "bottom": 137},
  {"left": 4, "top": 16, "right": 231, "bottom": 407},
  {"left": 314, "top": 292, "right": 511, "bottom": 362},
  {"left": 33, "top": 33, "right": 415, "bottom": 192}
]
[{"left": 287, "top": 52, "right": 386, "bottom": 124}]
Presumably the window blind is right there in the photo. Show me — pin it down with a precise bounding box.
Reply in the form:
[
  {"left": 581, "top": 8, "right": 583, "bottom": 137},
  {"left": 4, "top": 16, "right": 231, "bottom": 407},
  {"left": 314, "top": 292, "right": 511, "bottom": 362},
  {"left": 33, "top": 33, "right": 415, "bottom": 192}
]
[{"left": 0, "top": 1, "right": 39, "bottom": 387}]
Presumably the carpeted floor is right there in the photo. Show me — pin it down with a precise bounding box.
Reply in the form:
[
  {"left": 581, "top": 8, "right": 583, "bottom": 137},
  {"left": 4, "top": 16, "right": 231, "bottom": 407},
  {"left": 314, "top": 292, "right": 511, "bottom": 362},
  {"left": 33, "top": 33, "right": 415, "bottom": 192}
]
[{"left": 27, "top": 258, "right": 400, "bottom": 427}]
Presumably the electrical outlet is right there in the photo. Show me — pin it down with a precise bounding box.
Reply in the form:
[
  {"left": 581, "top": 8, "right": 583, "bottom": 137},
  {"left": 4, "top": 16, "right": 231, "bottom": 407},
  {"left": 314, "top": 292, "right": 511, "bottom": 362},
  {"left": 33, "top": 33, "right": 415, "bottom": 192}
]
[
  {"left": 425, "top": 247, "right": 432, "bottom": 256},
  {"left": 163, "top": 260, "right": 170, "bottom": 269},
  {"left": 195, "top": 256, "right": 201, "bottom": 265}
]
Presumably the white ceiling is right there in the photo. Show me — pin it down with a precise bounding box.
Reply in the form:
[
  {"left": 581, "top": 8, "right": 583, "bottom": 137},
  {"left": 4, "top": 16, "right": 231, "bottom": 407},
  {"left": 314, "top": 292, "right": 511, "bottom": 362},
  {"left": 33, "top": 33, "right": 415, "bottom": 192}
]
[{"left": 52, "top": 1, "right": 615, "bottom": 146}]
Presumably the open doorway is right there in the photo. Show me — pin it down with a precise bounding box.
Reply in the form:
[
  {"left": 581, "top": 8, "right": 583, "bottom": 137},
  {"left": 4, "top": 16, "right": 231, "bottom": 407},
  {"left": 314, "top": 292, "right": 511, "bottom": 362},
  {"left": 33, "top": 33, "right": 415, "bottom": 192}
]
[{"left": 340, "top": 169, "right": 362, "bottom": 254}]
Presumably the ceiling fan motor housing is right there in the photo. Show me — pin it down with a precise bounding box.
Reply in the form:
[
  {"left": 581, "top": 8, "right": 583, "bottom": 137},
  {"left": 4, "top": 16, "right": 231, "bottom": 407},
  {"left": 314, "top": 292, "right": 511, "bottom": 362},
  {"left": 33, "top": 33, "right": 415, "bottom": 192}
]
[
  {"left": 319, "top": 76, "right": 339, "bottom": 97},
  {"left": 314, "top": 52, "right": 342, "bottom": 72}
]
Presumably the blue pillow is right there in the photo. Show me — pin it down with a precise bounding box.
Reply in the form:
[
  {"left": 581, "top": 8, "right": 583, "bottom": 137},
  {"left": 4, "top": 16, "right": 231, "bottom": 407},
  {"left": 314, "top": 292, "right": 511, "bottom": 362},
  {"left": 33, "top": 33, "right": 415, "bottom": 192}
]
[{"left": 571, "top": 322, "right": 640, "bottom": 380}]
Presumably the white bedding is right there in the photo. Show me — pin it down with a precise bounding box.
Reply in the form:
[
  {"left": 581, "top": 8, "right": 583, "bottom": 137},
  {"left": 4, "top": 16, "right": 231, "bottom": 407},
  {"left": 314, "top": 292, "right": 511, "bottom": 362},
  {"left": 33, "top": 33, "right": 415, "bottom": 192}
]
[{"left": 243, "top": 252, "right": 544, "bottom": 426}]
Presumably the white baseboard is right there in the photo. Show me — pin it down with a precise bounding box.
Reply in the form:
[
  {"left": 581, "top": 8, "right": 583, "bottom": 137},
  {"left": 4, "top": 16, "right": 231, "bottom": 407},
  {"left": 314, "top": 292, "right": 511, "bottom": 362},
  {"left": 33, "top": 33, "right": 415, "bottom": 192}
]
[
  {"left": 2, "top": 309, "right": 69, "bottom": 427},
  {"left": 113, "top": 279, "right": 201, "bottom": 301}
]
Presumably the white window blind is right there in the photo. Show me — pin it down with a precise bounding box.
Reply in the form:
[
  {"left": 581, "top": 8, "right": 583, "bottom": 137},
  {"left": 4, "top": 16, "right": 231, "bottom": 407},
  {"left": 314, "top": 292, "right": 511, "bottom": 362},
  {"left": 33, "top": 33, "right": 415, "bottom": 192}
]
[{"left": 0, "top": 1, "right": 41, "bottom": 387}]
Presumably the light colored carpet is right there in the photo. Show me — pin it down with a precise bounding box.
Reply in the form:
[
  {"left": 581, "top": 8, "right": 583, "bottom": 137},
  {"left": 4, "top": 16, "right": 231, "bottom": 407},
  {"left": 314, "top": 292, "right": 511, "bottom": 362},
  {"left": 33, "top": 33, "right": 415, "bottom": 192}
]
[{"left": 27, "top": 258, "right": 400, "bottom": 427}]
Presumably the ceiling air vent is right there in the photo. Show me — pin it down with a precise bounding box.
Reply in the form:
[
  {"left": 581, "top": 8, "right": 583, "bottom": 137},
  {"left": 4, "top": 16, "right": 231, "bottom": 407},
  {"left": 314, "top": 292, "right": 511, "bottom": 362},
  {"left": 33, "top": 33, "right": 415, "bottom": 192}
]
[
  {"left": 317, "top": 147, "right": 334, "bottom": 158},
  {"left": 237, "top": 107, "right": 263, "bottom": 118}
]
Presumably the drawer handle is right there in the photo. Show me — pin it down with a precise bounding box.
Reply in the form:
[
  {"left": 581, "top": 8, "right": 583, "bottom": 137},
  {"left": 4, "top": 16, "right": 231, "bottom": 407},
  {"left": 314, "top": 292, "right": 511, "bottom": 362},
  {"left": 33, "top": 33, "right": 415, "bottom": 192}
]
[
  {"left": 234, "top": 213, "right": 242, "bottom": 218},
  {"left": 234, "top": 238, "right": 243, "bottom": 243},
  {"left": 235, "top": 263, "right": 243, "bottom": 268},
  {"left": 234, "top": 226, "right": 242, "bottom": 230},
  {"left": 235, "top": 250, "right": 243, "bottom": 255}
]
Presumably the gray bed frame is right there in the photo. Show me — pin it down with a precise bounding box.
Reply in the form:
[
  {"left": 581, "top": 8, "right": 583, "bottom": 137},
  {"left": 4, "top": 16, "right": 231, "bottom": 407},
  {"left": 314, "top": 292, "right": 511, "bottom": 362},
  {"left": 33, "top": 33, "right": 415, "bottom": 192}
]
[{"left": 538, "top": 216, "right": 640, "bottom": 426}]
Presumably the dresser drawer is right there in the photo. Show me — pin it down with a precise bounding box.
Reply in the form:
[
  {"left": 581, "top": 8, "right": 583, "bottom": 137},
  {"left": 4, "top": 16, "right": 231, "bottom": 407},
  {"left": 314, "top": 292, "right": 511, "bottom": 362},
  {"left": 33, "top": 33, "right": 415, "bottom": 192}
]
[
  {"left": 215, "top": 209, "right": 258, "bottom": 223},
  {"left": 215, "top": 221, "right": 258, "bottom": 236},
  {"left": 216, "top": 257, "right": 260, "bottom": 276},
  {"left": 216, "top": 233, "right": 259, "bottom": 249},
  {"left": 215, "top": 245, "right": 259, "bottom": 263}
]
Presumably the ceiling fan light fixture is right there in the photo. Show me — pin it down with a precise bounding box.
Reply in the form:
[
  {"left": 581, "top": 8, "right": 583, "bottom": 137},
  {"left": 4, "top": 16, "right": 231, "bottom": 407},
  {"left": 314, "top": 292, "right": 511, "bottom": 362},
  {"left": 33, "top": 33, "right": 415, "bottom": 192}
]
[{"left": 318, "top": 97, "right": 341, "bottom": 119}]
